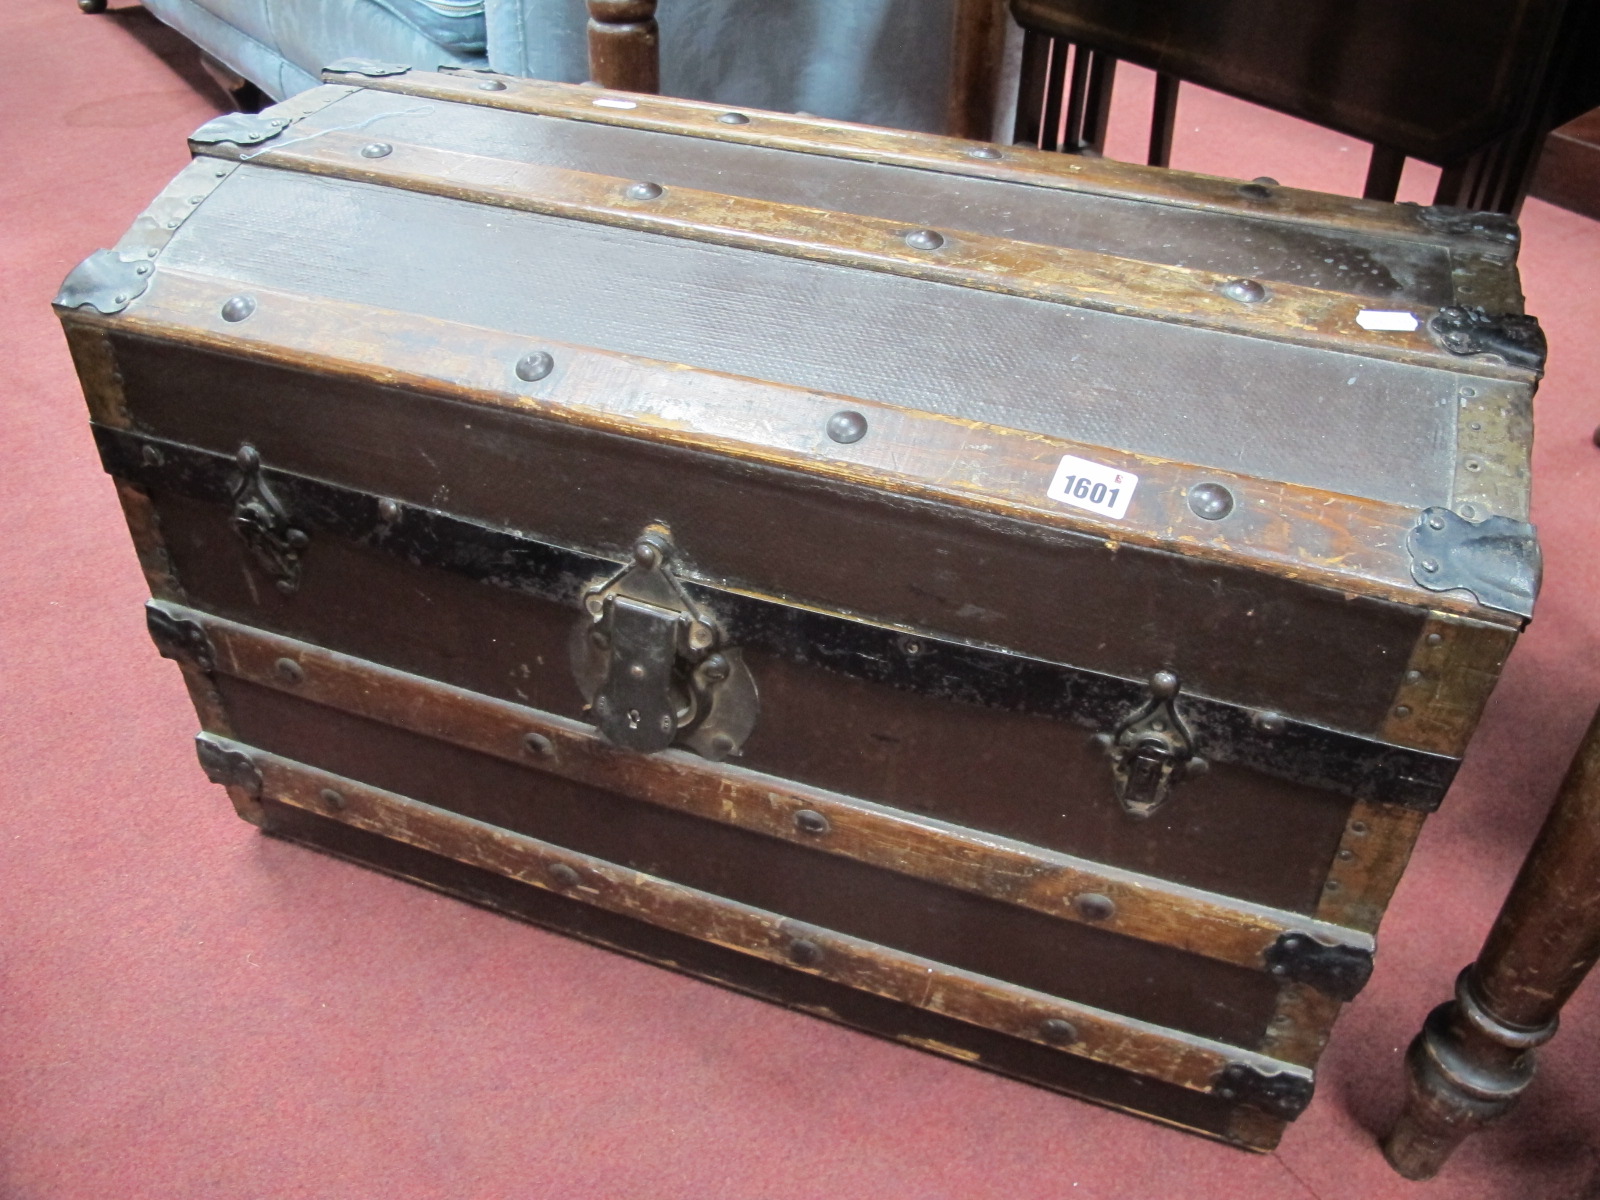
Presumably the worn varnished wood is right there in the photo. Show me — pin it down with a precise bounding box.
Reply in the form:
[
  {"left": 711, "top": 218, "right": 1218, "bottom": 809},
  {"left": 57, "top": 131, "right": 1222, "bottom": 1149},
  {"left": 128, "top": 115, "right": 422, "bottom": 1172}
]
[
  {"left": 1315, "top": 802, "right": 1429, "bottom": 934},
  {"left": 1382, "top": 614, "right": 1521, "bottom": 756},
  {"left": 318, "top": 70, "right": 1504, "bottom": 251},
  {"left": 197, "top": 132, "right": 1523, "bottom": 382},
  {"left": 949, "top": 0, "right": 1007, "bottom": 139},
  {"left": 586, "top": 0, "right": 658, "bottom": 94},
  {"left": 256, "top": 795, "right": 1284, "bottom": 1150},
  {"left": 1385, "top": 705, "right": 1600, "bottom": 1178},
  {"left": 159, "top": 601, "right": 1373, "bottom": 979},
  {"left": 221, "top": 735, "right": 1313, "bottom": 1103},
  {"left": 67, "top": 274, "right": 1509, "bottom": 628}
]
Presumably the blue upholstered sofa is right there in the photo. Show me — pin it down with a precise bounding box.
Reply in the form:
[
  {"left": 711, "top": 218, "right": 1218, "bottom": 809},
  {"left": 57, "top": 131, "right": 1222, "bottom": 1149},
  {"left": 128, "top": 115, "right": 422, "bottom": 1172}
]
[{"left": 127, "top": 0, "right": 961, "bottom": 133}]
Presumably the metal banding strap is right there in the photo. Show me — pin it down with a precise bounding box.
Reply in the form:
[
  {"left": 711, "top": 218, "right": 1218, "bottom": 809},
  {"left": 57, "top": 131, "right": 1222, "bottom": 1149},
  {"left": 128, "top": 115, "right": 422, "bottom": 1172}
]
[{"left": 99, "top": 425, "right": 1458, "bottom": 809}]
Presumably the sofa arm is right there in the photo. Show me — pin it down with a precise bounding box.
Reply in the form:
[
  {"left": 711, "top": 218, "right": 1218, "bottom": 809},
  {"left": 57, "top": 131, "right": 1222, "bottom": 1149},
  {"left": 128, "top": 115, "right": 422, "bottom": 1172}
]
[{"left": 484, "top": 0, "right": 958, "bottom": 133}]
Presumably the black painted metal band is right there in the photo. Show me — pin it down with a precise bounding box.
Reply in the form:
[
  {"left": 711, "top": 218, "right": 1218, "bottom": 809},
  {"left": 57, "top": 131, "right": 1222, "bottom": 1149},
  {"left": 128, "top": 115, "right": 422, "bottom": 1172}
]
[{"left": 98, "top": 424, "right": 1457, "bottom": 810}]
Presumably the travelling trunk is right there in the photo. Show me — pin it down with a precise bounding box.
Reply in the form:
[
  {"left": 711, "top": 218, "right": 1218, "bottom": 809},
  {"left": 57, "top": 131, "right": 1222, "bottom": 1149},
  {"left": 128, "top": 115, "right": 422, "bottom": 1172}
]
[{"left": 55, "top": 64, "right": 1545, "bottom": 1150}]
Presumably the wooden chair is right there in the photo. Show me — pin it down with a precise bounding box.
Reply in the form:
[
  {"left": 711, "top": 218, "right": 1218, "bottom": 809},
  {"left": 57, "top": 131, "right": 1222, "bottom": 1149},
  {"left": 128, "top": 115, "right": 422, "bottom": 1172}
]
[
  {"left": 1008, "top": 0, "right": 1600, "bottom": 214},
  {"left": 583, "top": 0, "right": 1008, "bottom": 140},
  {"left": 1383, "top": 702, "right": 1600, "bottom": 1179}
]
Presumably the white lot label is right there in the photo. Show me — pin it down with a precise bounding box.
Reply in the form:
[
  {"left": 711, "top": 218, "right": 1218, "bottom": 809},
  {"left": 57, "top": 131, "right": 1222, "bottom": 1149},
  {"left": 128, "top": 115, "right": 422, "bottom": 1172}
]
[
  {"left": 1047, "top": 454, "right": 1139, "bottom": 519},
  {"left": 1356, "top": 309, "right": 1420, "bottom": 332},
  {"left": 592, "top": 98, "right": 639, "bottom": 110}
]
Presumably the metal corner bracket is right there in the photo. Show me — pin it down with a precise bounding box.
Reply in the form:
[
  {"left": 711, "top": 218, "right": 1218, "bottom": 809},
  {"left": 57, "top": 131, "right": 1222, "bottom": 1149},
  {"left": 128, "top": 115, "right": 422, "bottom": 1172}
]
[
  {"left": 1264, "top": 931, "right": 1374, "bottom": 1002},
  {"left": 54, "top": 249, "right": 154, "bottom": 315},
  {"left": 1408, "top": 507, "right": 1540, "bottom": 618},
  {"left": 147, "top": 601, "right": 216, "bottom": 672},
  {"left": 322, "top": 58, "right": 412, "bottom": 78},
  {"left": 1214, "top": 1062, "right": 1315, "bottom": 1120},
  {"left": 1415, "top": 205, "right": 1520, "bottom": 246},
  {"left": 195, "top": 734, "right": 262, "bottom": 799},
  {"left": 1428, "top": 306, "right": 1547, "bottom": 372},
  {"left": 189, "top": 111, "right": 292, "bottom": 148}
]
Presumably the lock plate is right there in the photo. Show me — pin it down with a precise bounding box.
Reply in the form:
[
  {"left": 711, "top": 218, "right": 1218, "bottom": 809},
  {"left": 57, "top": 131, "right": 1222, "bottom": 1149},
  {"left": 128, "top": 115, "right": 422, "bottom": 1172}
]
[
  {"left": 1094, "top": 671, "right": 1208, "bottom": 818},
  {"left": 571, "top": 526, "right": 758, "bottom": 759}
]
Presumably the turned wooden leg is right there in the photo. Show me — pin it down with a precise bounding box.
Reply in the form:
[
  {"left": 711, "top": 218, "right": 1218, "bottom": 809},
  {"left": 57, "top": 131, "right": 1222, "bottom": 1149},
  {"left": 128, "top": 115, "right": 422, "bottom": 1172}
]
[
  {"left": 1383, "top": 705, "right": 1600, "bottom": 1180},
  {"left": 586, "top": 0, "right": 659, "bottom": 94}
]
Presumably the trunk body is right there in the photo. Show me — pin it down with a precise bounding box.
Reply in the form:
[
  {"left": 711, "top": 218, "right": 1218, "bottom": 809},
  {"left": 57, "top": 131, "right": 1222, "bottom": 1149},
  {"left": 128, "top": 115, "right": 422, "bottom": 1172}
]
[{"left": 58, "top": 67, "right": 1542, "bottom": 1150}]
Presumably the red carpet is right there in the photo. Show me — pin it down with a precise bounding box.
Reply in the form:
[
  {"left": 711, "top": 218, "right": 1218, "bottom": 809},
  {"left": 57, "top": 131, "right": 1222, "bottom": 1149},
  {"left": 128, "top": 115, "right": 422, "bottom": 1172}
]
[{"left": 4, "top": 6, "right": 1599, "bottom": 1198}]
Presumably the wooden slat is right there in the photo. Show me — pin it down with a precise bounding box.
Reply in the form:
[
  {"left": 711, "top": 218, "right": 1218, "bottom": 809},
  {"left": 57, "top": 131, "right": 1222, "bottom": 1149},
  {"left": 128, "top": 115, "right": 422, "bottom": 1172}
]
[
  {"left": 320, "top": 69, "right": 1498, "bottom": 250},
  {"left": 70, "top": 268, "right": 1516, "bottom": 621},
  {"left": 219, "top": 734, "right": 1314, "bottom": 1103},
  {"left": 199, "top": 128, "right": 1522, "bottom": 380},
  {"left": 160, "top": 602, "right": 1374, "bottom": 979}
]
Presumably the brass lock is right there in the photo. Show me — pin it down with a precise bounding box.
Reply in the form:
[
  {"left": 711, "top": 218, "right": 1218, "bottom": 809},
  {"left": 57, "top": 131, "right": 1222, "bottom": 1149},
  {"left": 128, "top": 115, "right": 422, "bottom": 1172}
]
[
  {"left": 570, "top": 525, "right": 758, "bottom": 760},
  {"left": 1093, "top": 670, "right": 1208, "bottom": 818}
]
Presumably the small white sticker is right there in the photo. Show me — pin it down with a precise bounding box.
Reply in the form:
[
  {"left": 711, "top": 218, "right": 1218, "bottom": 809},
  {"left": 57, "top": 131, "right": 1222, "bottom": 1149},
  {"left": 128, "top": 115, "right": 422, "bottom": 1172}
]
[
  {"left": 1047, "top": 454, "right": 1139, "bottom": 520},
  {"left": 592, "top": 97, "right": 638, "bottom": 110},
  {"left": 1356, "top": 309, "right": 1419, "bottom": 332}
]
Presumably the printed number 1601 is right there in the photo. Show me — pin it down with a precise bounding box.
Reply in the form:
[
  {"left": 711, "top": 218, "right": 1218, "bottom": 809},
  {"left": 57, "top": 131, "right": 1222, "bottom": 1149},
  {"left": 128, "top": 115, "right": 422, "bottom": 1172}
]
[{"left": 1046, "top": 454, "right": 1139, "bottom": 520}]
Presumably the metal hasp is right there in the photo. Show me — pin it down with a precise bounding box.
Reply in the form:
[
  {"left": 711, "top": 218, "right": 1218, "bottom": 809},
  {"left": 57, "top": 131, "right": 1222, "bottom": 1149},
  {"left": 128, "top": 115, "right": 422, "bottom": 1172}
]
[
  {"left": 1408, "top": 507, "right": 1540, "bottom": 618},
  {"left": 1429, "top": 306, "right": 1547, "bottom": 371},
  {"left": 1264, "top": 931, "right": 1375, "bottom": 1002},
  {"left": 230, "top": 443, "right": 310, "bottom": 594},
  {"left": 1093, "top": 670, "right": 1208, "bottom": 819},
  {"left": 1214, "top": 1063, "right": 1315, "bottom": 1120},
  {"left": 322, "top": 58, "right": 412, "bottom": 77},
  {"left": 571, "top": 525, "right": 758, "bottom": 760}
]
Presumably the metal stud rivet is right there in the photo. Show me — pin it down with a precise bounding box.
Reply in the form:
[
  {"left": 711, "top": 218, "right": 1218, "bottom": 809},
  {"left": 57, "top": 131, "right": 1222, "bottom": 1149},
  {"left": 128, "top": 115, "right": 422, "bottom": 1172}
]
[
  {"left": 1253, "top": 711, "right": 1286, "bottom": 734},
  {"left": 1325, "top": 880, "right": 1342, "bottom": 892},
  {"left": 377, "top": 497, "right": 401, "bottom": 523},
  {"left": 965, "top": 146, "right": 1002, "bottom": 160},
  {"left": 626, "top": 181, "right": 663, "bottom": 200},
  {"left": 1458, "top": 503, "right": 1477, "bottom": 519},
  {"left": 717, "top": 112, "right": 750, "bottom": 125},
  {"left": 1468, "top": 421, "right": 1483, "bottom": 431},
  {"left": 1427, "top": 515, "right": 1446, "bottom": 530},
  {"left": 1426, "top": 633, "right": 1444, "bottom": 647},
  {"left": 141, "top": 444, "right": 163, "bottom": 467},
  {"left": 1253, "top": 176, "right": 1280, "bottom": 186},
  {"left": 275, "top": 657, "right": 304, "bottom": 684},
  {"left": 709, "top": 732, "right": 737, "bottom": 757},
  {"left": 1074, "top": 893, "right": 1115, "bottom": 921},
  {"left": 826, "top": 410, "right": 868, "bottom": 444},
  {"left": 548, "top": 862, "right": 580, "bottom": 888},
  {"left": 1465, "top": 459, "right": 1483, "bottom": 471},
  {"left": 1351, "top": 821, "right": 1369, "bottom": 835},
  {"left": 899, "top": 637, "right": 924, "bottom": 657},
  {"left": 1405, "top": 669, "right": 1422, "bottom": 683},
  {"left": 1394, "top": 704, "right": 1413, "bottom": 718},
  {"left": 1460, "top": 386, "right": 1478, "bottom": 398},
  {"left": 1040, "top": 1018, "right": 1079, "bottom": 1045},
  {"left": 135, "top": 263, "right": 151, "bottom": 275},
  {"left": 113, "top": 293, "right": 128, "bottom": 304},
  {"left": 320, "top": 788, "right": 346, "bottom": 810},
  {"left": 1188, "top": 482, "right": 1235, "bottom": 520},
  {"left": 1219, "top": 278, "right": 1267, "bottom": 303},
  {"left": 789, "top": 938, "right": 822, "bottom": 966},
  {"left": 360, "top": 142, "right": 392, "bottom": 159},
  {"left": 478, "top": 79, "right": 507, "bottom": 91},
  {"left": 1338, "top": 848, "right": 1355, "bottom": 861},
  {"left": 794, "top": 809, "right": 831, "bottom": 836},
  {"left": 515, "top": 351, "right": 554, "bottom": 382},
  {"left": 1419, "top": 558, "right": 1440, "bottom": 574},
  {"left": 522, "top": 731, "right": 553, "bottom": 757},
  {"left": 220, "top": 294, "right": 256, "bottom": 322},
  {"left": 1238, "top": 182, "right": 1272, "bottom": 200},
  {"left": 904, "top": 229, "right": 945, "bottom": 251}
]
